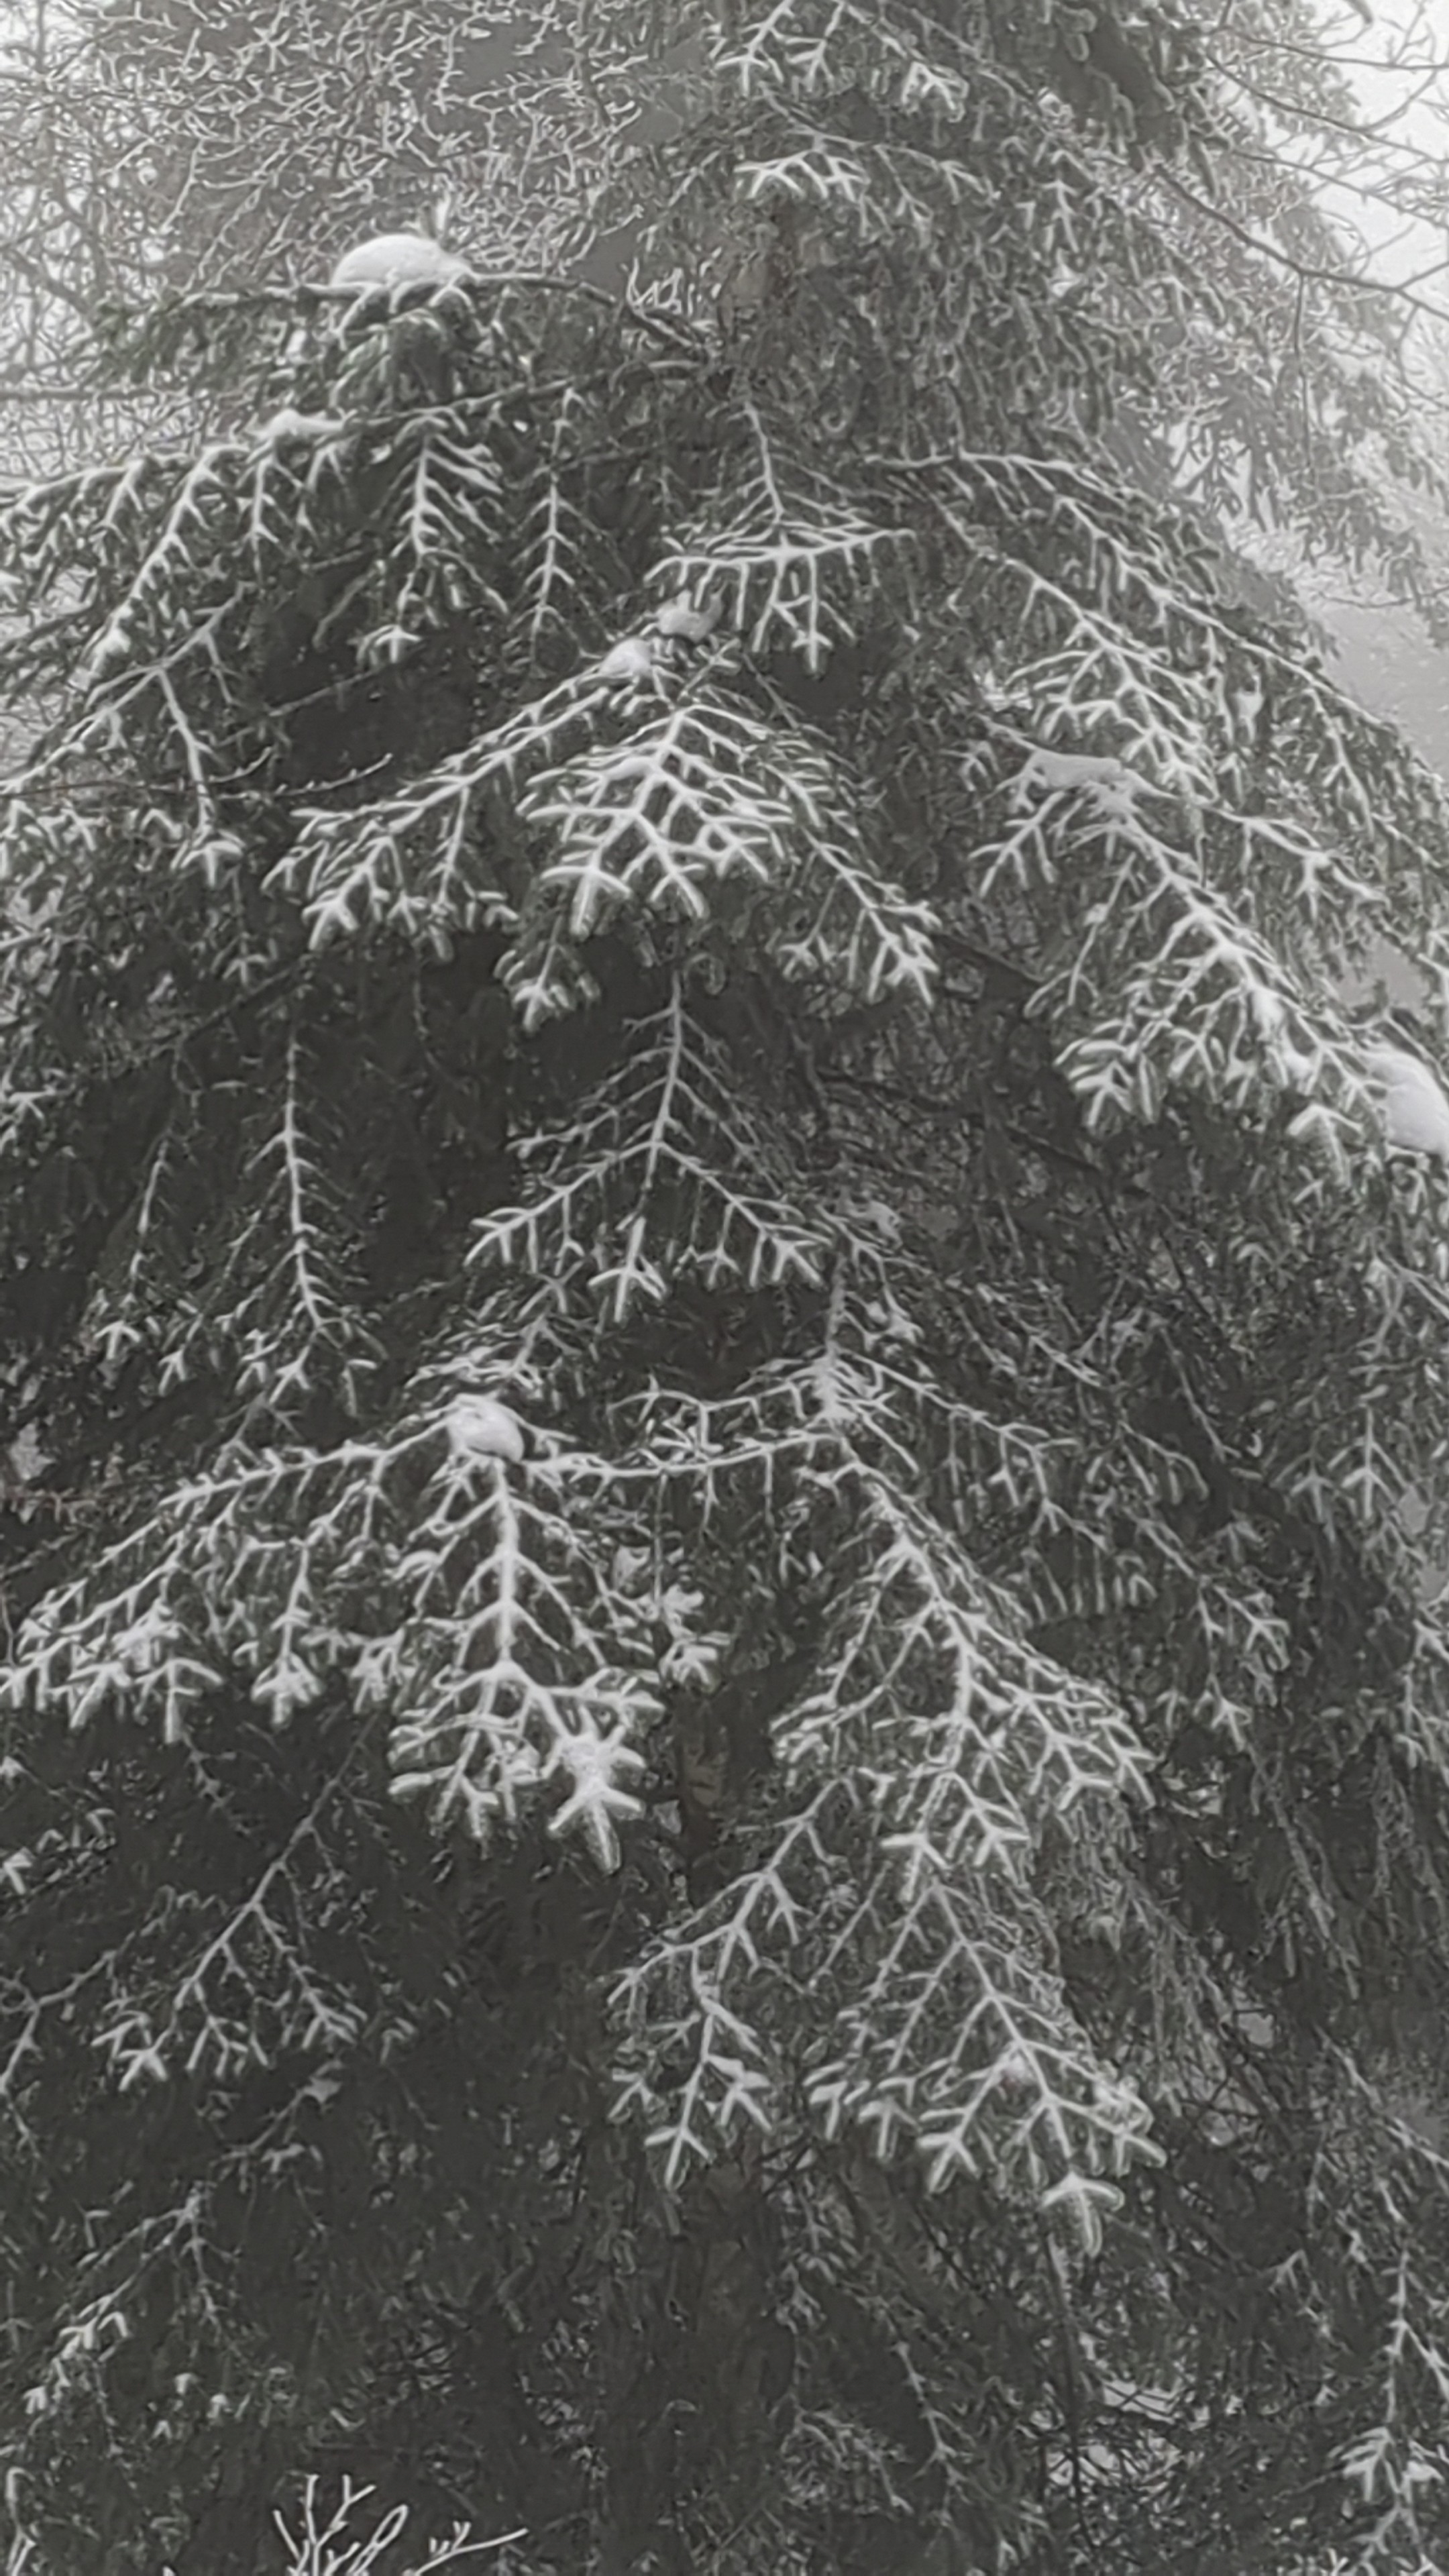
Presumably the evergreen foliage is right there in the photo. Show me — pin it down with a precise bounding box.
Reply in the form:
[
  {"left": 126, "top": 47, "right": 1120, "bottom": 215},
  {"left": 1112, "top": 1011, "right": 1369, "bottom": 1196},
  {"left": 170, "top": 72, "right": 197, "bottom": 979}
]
[
  {"left": 1, "top": 4, "right": 1449, "bottom": 2573},
  {"left": 0, "top": 0, "right": 611, "bottom": 476}
]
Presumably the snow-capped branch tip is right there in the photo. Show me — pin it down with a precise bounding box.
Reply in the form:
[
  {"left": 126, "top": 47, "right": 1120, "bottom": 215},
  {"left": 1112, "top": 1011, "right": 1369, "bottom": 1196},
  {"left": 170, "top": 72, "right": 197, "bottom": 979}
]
[
  {"left": 1363, "top": 1036, "right": 1449, "bottom": 1162},
  {"left": 325, "top": 232, "right": 472, "bottom": 295}
]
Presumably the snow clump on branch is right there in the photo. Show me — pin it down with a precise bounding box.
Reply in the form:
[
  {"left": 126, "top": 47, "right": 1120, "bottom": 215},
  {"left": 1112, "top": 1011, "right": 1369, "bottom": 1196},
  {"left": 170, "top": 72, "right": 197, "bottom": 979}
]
[
  {"left": 443, "top": 1395, "right": 526, "bottom": 1465},
  {"left": 1364, "top": 1041, "right": 1449, "bottom": 1162},
  {"left": 328, "top": 233, "right": 470, "bottom": 293}
]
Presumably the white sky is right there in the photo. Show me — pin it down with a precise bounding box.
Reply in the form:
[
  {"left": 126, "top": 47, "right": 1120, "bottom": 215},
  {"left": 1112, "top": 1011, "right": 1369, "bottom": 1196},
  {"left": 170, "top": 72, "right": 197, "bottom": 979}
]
[{"left": 1314, "top": 1, "right": 1449, "bottom": 300}]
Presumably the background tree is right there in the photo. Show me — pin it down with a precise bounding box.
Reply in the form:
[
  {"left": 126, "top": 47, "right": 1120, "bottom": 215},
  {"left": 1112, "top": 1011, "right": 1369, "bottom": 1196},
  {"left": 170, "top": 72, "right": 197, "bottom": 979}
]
[
  {"left": 3, "top": 4, "right": 1449, "bottom": 2575},
  {"left": 0, "top": 0, "right": 629, "bottom": 476}
]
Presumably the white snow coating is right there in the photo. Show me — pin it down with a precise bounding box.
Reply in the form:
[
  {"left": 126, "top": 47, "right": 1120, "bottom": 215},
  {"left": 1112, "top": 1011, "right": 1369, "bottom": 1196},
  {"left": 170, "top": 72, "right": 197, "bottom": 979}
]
[
  {"left": 444, "top": 1394, "right": 526, "bottom": 1464},
  {"left": 547, "top": 1729, "right": 646, "bottom": 1872},
  {"left": 1364, "top": 1042, "right": 1449, "bottom": 1160},
  {"left": 328, "top": 233, "right": 469, "bottom": 292},
  {"left": 655, "top": 594, "right": 723, "bottom": 642},
  {"left": 598, "top": 636, "right": 655, "bottom": 683},
  {"left": 254, "top": 408, "right": 343, "bottom": 447},
  {"left": 1016, "top": 747, "right": 1133, "bottom": 796}
]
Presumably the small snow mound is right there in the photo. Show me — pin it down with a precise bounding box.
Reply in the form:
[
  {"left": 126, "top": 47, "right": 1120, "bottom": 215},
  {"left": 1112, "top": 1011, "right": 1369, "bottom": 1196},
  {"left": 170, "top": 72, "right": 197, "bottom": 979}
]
[
  {"left": 598, "top": 637, "right": 655, "bottom": 684},
  {"left": 1017, "top": 747, "right": 1132, "bottom": 797},
  {"left": 445, "top": 1395, "right": 525, "bottom": 1464},
  {"left": 655, "top": 594, "right": 722, "bottom": 643},
  {"left": 256, "top": 408, "right": 343, "bottom": 447},
  {"left": 329, "top": 233, "right": 469, "bottom": 292},
  {"left": 1364, "top": 1043, "right": 1449, "bottom": 1161}
]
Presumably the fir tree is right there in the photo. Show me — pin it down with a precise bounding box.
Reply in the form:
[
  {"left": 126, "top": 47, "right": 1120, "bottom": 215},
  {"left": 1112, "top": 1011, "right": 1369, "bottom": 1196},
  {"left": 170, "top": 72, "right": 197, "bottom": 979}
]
[{"left": 2, "top": 5, "right": 1449, "bottom": 2575}]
